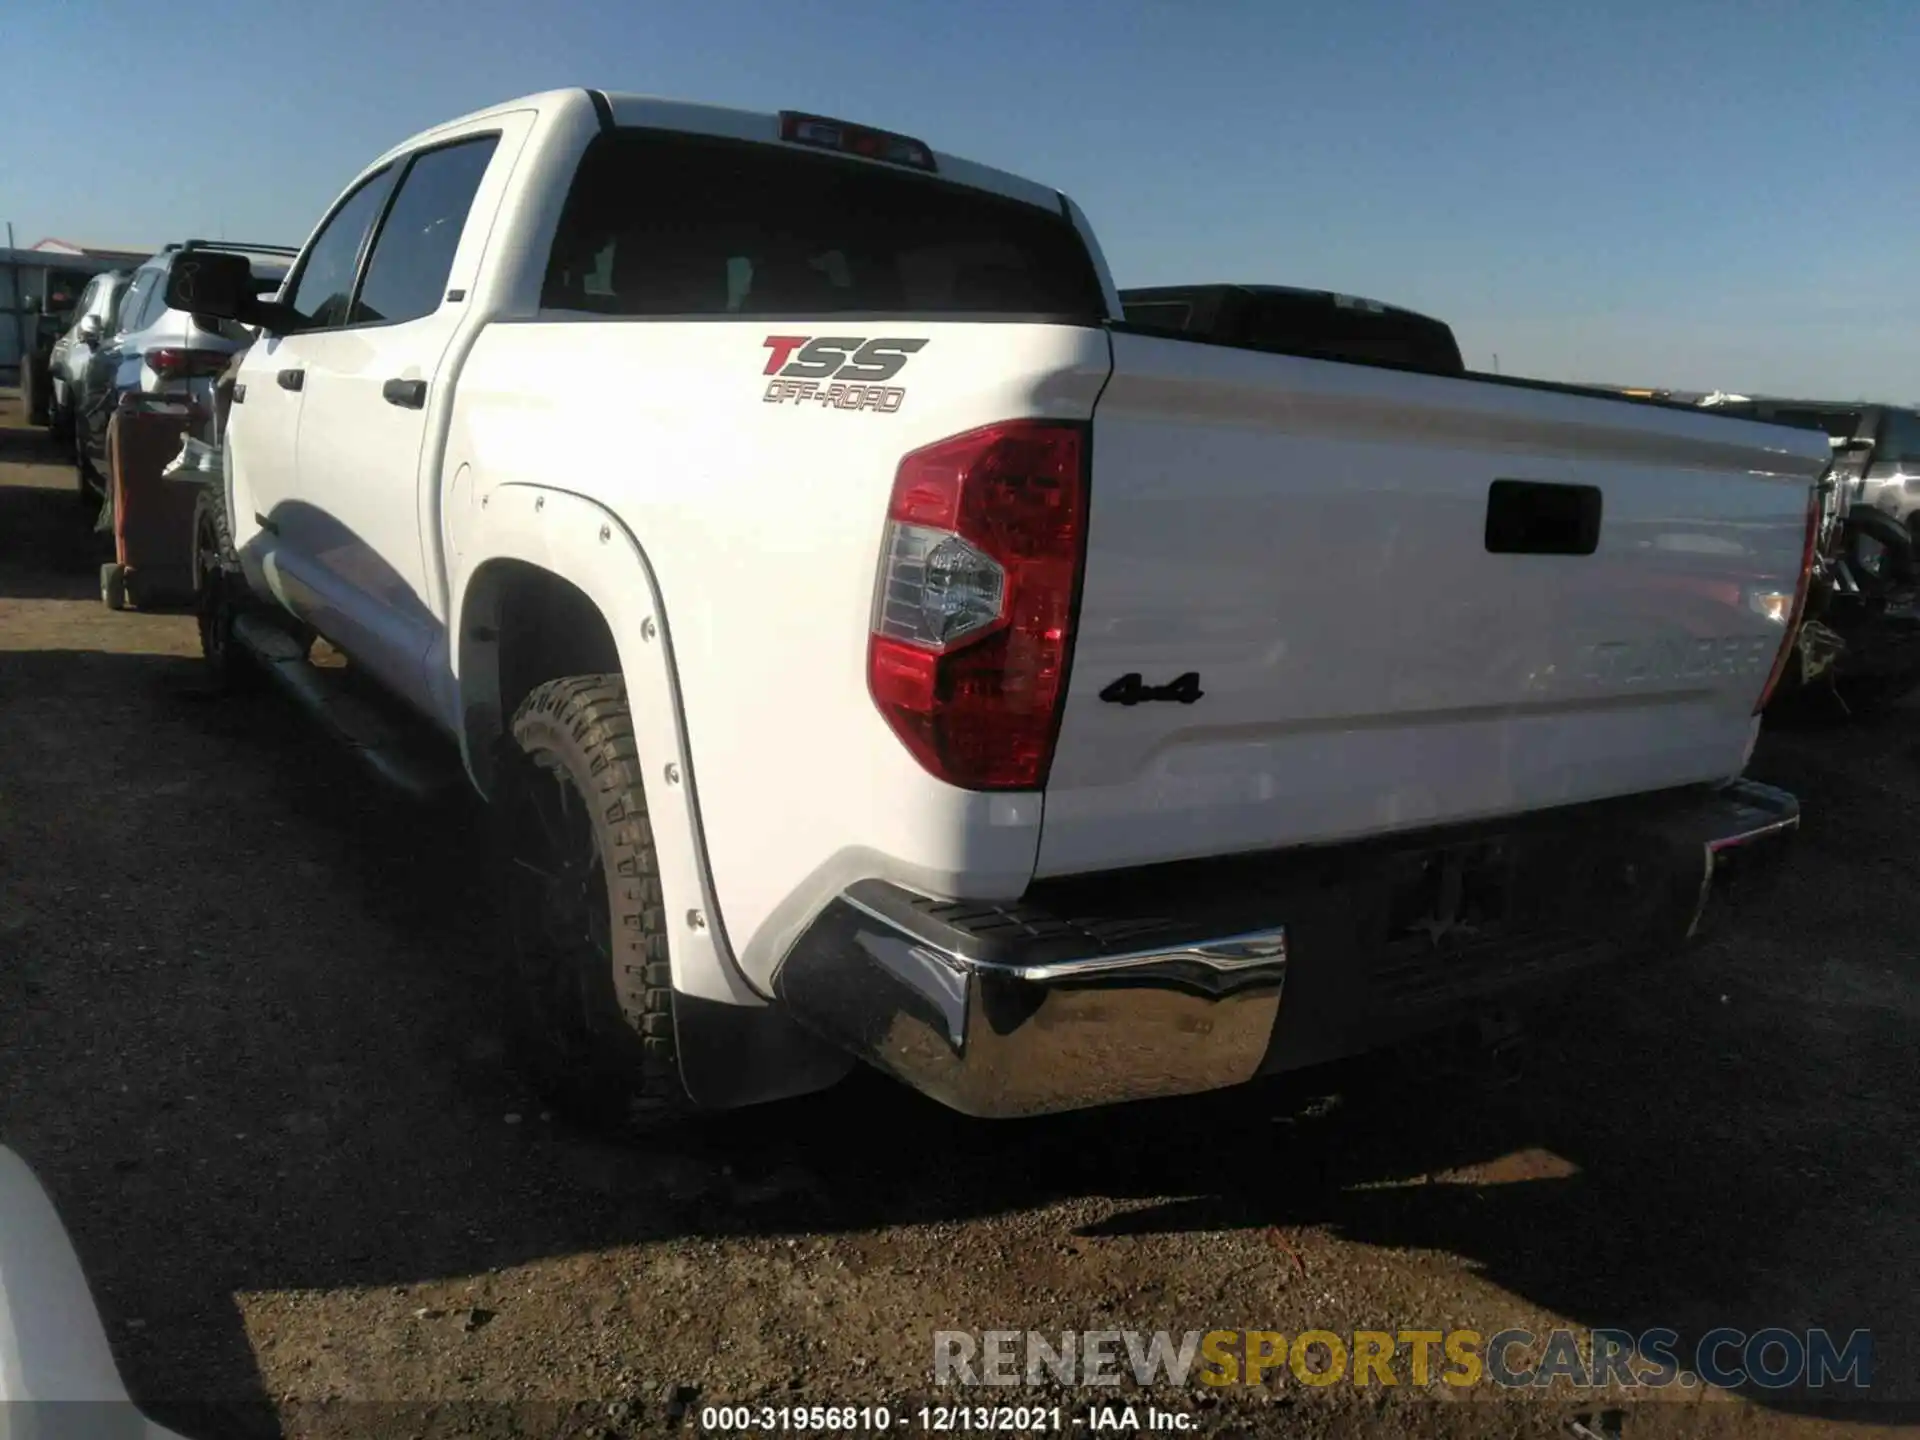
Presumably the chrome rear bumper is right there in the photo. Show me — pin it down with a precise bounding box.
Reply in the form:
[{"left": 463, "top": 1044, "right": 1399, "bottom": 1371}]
[
  {"left": 772, "top": 780, "right": 1798, "bottom": 1119},
  {"left": 774, "top": 893, "right": 1287, "bottom": 1118}
]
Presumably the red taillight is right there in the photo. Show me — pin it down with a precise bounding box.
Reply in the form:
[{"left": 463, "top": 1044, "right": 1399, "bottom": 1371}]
[
  {"left": 867, "top": 420, "right": 1089, "bottom": 790},
  {"left": 1752, "top": 482, "right": 1824, "bottom": 715},
  {"left": 145, "top": 347, "right": 229, "bottom": 380}
]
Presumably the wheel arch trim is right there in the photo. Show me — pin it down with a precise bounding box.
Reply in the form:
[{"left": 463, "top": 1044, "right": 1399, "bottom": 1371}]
[{"left": 452, "top": 483, "right": 762, "bottom": 1007}]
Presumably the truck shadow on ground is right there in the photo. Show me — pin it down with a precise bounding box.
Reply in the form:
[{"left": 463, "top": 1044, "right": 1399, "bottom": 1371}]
[{"left": 3, "top": 554, "right": 1916, "bottom": 1429}]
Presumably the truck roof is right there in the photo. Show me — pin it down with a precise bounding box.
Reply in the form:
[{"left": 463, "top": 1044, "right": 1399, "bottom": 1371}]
[{"left": 370, "top": 88, "right": 1067, "bottom": 219}]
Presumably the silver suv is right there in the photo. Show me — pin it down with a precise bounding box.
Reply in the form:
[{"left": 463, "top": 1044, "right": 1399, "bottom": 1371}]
[
  {"left": 45, "top": 270, "right": 127, "bottom": 448},
  {"left": 71, "top": 240, "right": 293, "bottom": 508}
]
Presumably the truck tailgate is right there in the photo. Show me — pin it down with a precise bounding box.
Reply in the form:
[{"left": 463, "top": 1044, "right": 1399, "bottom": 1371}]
[{"left": 1038, "top": 331, "right": 1827, "bottom": 877}]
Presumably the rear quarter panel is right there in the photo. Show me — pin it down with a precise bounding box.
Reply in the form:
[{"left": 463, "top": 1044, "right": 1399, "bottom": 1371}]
[{"left": 445, "top": 318, "right": 1110, "bottom": 993}]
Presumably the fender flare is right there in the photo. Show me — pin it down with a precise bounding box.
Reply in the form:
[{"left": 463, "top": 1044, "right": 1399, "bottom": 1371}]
[{"left": 451, "top": 482, "right": 760, "bottom": 1010}]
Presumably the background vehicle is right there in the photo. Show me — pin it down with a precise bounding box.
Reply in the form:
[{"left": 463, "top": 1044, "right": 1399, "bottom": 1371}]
[
  {"left": 1699, "top": 394, "right": 1920, "bottom": 543},
  {"left": 71, "top": 241, "right": 292, "bottom": 511},
  {"left": 44, "top": 269, "right": 126, "bottom": 444},
  {"left": 1119, "top": 282, "right": 1466, "bottom": 375},
  {"left": 15, "top": 265, "right": 91, "bottom": 426},
  {"left": 174, "top": 88, "right": 1817, "bottom": 1125},
  {"left": 1699, "top": 395, "right": 1920, "bottom": 709}
]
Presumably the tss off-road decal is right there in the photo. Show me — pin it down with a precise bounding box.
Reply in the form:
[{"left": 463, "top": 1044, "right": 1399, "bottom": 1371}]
[{"left": 761, "top": 336, "right": 928, "bottom": 413}]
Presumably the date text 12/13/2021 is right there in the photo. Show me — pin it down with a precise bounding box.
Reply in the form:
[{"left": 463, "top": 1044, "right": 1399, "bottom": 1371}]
[{"left": 699, "top": 1404, "right": 1196, "bottom": 1432}]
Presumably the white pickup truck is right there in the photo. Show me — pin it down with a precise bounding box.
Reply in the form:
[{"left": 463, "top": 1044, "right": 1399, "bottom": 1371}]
[{"left": 170, "top": 88, "right": 1824, "bottom": 1123}]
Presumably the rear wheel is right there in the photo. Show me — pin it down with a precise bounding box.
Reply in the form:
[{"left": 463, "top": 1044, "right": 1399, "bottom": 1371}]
[
  {"left": 99, "top": 562, "right": 127, "bottom": 611},
  {"left": 74, "top": 423, "right": 103, "bottom": 514},
  {"left": 21, "top": 355, "right": 46, "bottom": 427},
  {"left": 497, "top": 675, "right": 692, "bottom": 1128},
  {"left": 192, "top": 486, "right": 255, "bottom": 690},
  {"left": 1844, "top": 507, "right": 1915, "bottom": 595}
]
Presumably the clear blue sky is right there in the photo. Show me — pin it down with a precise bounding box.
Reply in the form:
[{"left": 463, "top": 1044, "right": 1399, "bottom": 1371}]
[{"left": 6, "top": 0, "right": 1915, "bottom": 399}]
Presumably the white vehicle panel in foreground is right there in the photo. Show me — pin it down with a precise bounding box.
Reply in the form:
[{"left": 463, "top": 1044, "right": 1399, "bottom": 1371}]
[{"left": 0, "top": 1147, "right": 187, "bottom": 1437}]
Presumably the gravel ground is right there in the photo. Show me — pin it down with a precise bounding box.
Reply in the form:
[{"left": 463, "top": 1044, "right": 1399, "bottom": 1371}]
[{"left": 1, "top": 391, "right": 1916, "bottom": 1440}]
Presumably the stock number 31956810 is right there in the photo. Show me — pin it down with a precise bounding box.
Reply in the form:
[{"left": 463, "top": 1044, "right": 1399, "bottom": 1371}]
[{"left": 699, "top": 1405, "right": 1065, "bottom": 1431}]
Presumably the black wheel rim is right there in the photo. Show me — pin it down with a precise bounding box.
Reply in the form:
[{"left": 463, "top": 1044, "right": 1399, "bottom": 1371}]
[
  {"left": 506, "top": 756, "right": 612, "bottom": 1062},
  {"left": 196, "top": 524, "right": 230, "bottom": 668}
]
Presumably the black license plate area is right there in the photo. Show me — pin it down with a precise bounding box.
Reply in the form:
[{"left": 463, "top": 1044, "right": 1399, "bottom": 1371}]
[{"left": 1383, "top": 841, "right": 1517, "bottom": 953}]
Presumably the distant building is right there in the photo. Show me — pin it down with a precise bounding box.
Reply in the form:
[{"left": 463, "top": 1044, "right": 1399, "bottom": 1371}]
[
  {"left": 27, "top": 237, "right": 153, "bottom": 262},
  {"left": 0, "top": 240, "right": 154, "bottom": 379}
]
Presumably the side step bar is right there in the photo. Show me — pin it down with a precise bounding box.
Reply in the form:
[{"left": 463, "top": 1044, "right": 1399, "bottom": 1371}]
[{"left": 231, "top": 613, "right": 464, "bottom": 803}]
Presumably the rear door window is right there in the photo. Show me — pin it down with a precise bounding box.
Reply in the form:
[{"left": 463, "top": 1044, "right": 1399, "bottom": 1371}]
[
  {"left": 1765, "top": 407, "right": 1861, "bottom": 441},
  {"left": 540, "top": 129, "right": 1105, "bottom": 320},
  {"left": 351, "top": 135, "right": 499, "bottom": 326},
  {"left": 284, "top": 168, "right": 397, "bottom": 329},
  {"left": 115, "top": 271, "right": 157, "bottom": 335},
  {"left": 138, "top": 270, "right": 175, "bottom": 329},
  {"left": 1121, "top": 300, "right": 1194, "bottom": 331},
  {"left": 1876, "top": 409, "right": 1920, "bottom": 465}
]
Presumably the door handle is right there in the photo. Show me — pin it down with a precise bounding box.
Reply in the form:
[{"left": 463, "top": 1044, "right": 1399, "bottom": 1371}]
[
  {"left": 276, "top": 368, "right": 304, "bottom": 391},
  {"left": 382, "top": 378, "right": 427, "bottom": 410}
]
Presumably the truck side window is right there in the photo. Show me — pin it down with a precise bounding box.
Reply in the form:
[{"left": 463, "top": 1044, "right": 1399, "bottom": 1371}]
[
  {"left": 1121, "top": 300, "right": 1193, "bottom": 331},
  {"left": 1876, "top": 409, "right": 1920, "bottom": 466},
  {"left": 1763, "top": 407, "right": 1861, "bottom": 444},
  {"left": 351, "top": 136, "right": 499, "bottom": 327},
  {"left": 136, "top": 272, "right": 172, "bottom": 330},
  {"left": 284, "top": 168, "right": 397, "bottom": 330},
  {"left": 114, "top": 272, "right": 155, "bottom": 336}
]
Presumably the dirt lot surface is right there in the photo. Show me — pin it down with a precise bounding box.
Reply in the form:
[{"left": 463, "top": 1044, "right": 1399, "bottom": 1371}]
[{"left": 2, "top": 389, "right": 1916, "bottom": 1440}]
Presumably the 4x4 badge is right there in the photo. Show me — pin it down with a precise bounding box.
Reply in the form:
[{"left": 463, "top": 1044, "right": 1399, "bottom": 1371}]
[{"left": 1099, "top": 672, "right": 1204, "bottom": 706}]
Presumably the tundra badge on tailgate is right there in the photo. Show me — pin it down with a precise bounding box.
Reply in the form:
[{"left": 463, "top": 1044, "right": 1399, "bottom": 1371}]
[{"left": 761, "top": 336, "right": 927, "bottom": 414}]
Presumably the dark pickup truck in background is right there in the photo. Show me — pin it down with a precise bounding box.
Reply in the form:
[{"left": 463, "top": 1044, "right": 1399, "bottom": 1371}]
[
  {"left": 1699, "top": 394, "right": 1920, "bottom": 709},
  {"left": 1699, "top": 394, "right": 1920, "bottom": 544},
  {"left": 1118, "top": 282, "right": 1467, "bottom": 376}
]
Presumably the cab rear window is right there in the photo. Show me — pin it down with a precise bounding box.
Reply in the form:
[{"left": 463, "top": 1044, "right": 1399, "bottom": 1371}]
[{"left": 540, "top": 129, "right": 1106, "bottom": 321}]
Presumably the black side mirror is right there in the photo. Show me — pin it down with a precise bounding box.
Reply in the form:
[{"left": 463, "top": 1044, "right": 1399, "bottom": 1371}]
[
  {"left": 166, "top": 250, "right": 253, "bottom": 321},
  {"left": 166, "top": 252, "right": 305, "bottom": 335},
  {"left": 77, "top": 315, "right": 103, "bottom": 345}
]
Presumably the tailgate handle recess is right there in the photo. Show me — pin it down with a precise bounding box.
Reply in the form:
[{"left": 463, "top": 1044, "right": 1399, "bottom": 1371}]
[{"left": 1485, "top": 479, "right": 1602, "bottom": 556}]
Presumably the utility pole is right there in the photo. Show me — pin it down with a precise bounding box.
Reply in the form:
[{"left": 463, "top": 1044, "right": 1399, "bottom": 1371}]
[
  {"left": 5, "top": 221, "right": 21, "bottom": 383},
  {"left": 1492, "top": 353, "right": 1501, "bottom": 375}
]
